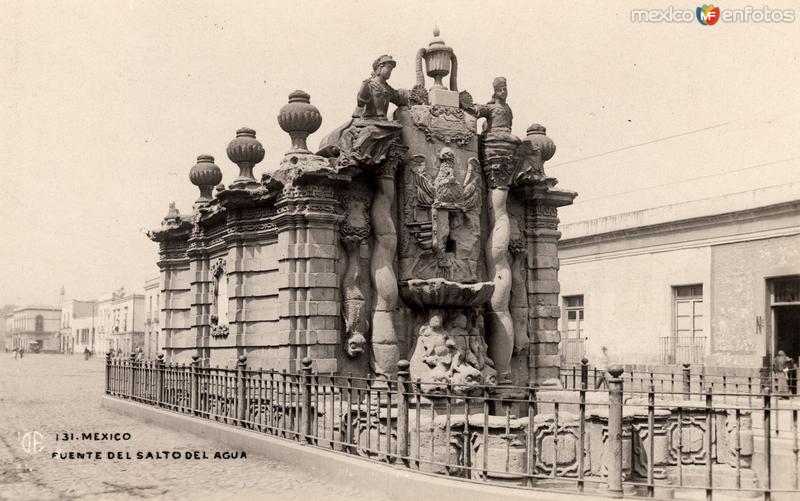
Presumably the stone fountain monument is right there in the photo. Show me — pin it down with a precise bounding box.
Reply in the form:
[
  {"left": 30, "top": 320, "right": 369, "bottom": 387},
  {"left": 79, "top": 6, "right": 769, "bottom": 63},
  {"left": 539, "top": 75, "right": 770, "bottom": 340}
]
[{"left": 149, "top": 30, "right": 576, "bottom": 391}]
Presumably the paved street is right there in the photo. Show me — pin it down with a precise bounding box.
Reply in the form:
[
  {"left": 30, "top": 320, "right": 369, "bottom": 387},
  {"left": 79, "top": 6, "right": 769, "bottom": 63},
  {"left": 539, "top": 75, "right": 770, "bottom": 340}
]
[{"left": 0, "top": 353, "right": 389, "bottom": 501}]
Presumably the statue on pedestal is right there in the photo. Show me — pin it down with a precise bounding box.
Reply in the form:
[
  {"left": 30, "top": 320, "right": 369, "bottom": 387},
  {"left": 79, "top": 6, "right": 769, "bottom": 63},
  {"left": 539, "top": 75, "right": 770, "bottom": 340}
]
[{"left": 319, "top": 55, "right": 410, "bottom": 169}]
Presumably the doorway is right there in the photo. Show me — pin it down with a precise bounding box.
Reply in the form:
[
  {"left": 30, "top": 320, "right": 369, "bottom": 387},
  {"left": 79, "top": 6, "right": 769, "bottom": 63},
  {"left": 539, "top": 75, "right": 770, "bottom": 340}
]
[
  {"left": 769, "top": 276, "right": 800, "bottom": 364},
  {"left": 774, "top": 306, "right": 800, "bottom": 362}
]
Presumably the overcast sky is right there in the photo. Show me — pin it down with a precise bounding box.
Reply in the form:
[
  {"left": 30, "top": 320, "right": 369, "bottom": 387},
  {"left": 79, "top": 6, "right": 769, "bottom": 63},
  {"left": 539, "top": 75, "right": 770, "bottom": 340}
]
[{"left": 1, "top": 0, "right": 798, "bottom": 307}]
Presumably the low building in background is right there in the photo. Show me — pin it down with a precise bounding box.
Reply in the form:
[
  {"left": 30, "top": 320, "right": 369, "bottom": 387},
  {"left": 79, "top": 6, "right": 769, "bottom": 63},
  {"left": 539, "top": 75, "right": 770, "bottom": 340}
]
[
  {"left": 95, "top": 294, "right": 112, "bottom": 355},
  {"left": 558, "top": 183, "right": 800, "bottom": 370},
  {"left": 143, "top": 277, "right": 161, "bottom": 358},
  {"left": 59, "top": 299, "right": 98, "bottom": 354},
  {"left": 10, "top": 306, "right": 61, "bottom": 353},
  {"left": 3, "top": 312, "right": 13, "bottom": 351},
  {"left": 108, "top": 288, "right": 145, "bottom": 355}
]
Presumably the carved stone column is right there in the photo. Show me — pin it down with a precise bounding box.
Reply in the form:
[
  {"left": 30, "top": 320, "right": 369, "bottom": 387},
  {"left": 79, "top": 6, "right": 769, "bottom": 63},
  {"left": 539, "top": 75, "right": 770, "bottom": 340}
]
[
  {"left": 370, "top": 144, "right": 407, "bottom": 380},
  {"left": 482, "top": 157, "right": 516, "bottom": 382},
  {"left": 508, "top": 238, "right": 529, "bottom": 353},
  {"left": 524, "top": 184, "right": 576, "bottom": 387},
  {"left": 274, "top": 184, "right": 342, "bottom": 373},
  {"left": 150, "top": 204, "right": 194, "bottom": 364}
]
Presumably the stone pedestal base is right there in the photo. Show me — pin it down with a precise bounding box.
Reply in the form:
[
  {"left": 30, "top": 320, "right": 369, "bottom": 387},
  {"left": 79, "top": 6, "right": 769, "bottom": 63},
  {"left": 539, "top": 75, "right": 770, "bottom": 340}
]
[{"left": 429, "top": 89, "right": 459, "bottom": 107}]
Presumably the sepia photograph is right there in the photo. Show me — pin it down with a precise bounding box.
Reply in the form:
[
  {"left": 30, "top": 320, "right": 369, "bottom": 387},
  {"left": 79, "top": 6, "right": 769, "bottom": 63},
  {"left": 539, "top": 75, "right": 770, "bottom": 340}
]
[{"left": 1, "top": 1, "right": 799, "bottom": 500}]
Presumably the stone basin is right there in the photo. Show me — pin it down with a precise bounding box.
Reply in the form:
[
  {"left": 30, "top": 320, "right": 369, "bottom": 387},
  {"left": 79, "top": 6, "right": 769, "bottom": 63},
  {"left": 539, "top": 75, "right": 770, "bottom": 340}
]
[{"left": 400, "top": 278, "right": 494, "bottom": 308}]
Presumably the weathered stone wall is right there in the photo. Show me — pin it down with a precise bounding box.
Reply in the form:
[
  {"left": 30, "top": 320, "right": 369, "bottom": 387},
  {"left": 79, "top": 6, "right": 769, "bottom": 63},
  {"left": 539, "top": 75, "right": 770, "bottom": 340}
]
[
  {"left": 710, "top": 234, "right": 800, "bottom": 366},
  {"left": 162, "top": 263, "right": 194, "bottom": 363}
]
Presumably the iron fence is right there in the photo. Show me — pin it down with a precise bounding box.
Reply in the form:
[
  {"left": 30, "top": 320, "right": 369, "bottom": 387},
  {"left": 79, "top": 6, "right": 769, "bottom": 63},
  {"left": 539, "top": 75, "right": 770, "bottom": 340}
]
[
  {"left": 659, "top": 336, "right": 706, "bottom": 365},
  {"left": 106, "top": 352, "right": 800, "bottom": 500}
]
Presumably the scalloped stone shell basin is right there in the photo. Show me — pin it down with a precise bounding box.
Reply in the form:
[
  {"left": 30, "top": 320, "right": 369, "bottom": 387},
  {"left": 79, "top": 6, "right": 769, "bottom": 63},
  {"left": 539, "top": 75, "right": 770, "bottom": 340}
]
[{"left": 400, "top": 278, "right": 495, "bottom": 308}]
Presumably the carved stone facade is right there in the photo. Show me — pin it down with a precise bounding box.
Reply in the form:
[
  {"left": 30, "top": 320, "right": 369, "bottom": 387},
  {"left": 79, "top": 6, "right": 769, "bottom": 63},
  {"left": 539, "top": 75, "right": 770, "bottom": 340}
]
[{"left": 148, "top": 30, "right": 575, "bottom": 388}]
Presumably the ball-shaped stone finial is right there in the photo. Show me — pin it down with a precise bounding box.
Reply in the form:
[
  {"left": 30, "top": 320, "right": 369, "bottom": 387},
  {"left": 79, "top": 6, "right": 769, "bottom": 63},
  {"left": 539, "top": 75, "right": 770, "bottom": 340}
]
[
  {"left": 397, "top": 359, "right": 410, "bottom": 372},
  {"left": 525, "top": 124, "right": 556, "bottom": 162},
  {"left": 607, "top": 365, "right": 625, "bottom": 378},
  {"left": 189, "top": 154, "right": 222, "bottom": 205},
  {"left": 238, "top": 354, "right": 247, "bottom": 364},
  {"left": 278, "top": 90, "right": 322, "bottom": 155},
  {"left": 301, "top": 357, "right": 313, "bottom": 368},
  {"left": 433, "top": 26, "right": 440, "bottom": 38},
  {"left": 227, "top": 128, "right": 265, "bottom": 186},
  {"left": 581, "top": 357, "right": 589, "bottom": 366}
]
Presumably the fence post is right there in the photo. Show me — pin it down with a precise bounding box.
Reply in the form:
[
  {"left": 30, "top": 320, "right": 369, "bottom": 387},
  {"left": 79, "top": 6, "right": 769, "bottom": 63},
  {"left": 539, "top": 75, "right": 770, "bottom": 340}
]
[
  {"left": 237, "top": 355, "right": 248, "bottom": 427},
  {"left": 581, "top": 357, "right": 589, "bottom": 390},
  {"left": 396, "top": 359, "right": 410, "bottom": 466},
  {"left": 682, "top": 363, "right": 691, "bottom": 399},
  {"left": 129, "top": 352, "right": 137, "bottom": 400},
  {"left": 156, "top": 354, "right": 165, "bottom": 407},
  {"left": 190, "top": 355, "right": 200, "bottom": 415},
  {"left": 607, "top": 365, "right": 625, "bottom": 498},
  {"left": 300, "top": 358, "right": 313, "bottom": 442},
  {"left": 763, "top": 385, "right": 772, "bottom": 501},
  {"left": 105, "top": 351, "right": 112, "bottom": 395}
]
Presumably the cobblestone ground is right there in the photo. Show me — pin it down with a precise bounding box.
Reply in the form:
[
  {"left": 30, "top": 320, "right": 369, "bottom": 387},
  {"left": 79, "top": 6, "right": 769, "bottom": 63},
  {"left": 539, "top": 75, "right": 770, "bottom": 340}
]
[{"left": 0, "top": 354, "right": 390, "bottom": 501}]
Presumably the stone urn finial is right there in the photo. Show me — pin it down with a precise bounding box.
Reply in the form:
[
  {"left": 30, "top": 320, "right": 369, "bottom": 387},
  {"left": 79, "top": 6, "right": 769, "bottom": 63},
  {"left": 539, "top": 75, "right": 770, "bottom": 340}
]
[
  {"left": 227, "top": 127, "right": 265, "bottom": 187},
  {"left": 416, "top": 27, "right": 457, "bottom": 92},
  {"left": 189, "top": 154, "right": 222, "bottom": 205},
  {"left": 524, "top": 124, "right": 556, "bottom": 163},
  {"left": 277, "top": 90, "right": 322, "bottom": 155}
]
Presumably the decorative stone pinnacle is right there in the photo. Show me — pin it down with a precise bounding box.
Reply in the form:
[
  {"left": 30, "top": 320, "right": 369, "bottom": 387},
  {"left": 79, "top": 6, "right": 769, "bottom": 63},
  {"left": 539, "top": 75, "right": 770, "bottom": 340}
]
[
  {"left": 608, "top": 365, "right": 625, "bottom": 378},
  {"left": 525, "top": 123, "right": 556, "bottom": 163},
  {"left": 227, "top": 127, "right": 265, "bottom": 187},
  {"left": 278, "top": 90, "right": 322, "bottom": 155},
  {"left": 189, "top": 154, "right": 222, "bottom": 206}
]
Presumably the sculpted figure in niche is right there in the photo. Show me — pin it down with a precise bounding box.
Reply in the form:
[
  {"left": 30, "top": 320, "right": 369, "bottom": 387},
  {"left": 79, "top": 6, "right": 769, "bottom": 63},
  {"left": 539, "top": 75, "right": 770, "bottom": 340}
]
[
  {"left": 318, "top": 55, "right": 410, "bottom": 168},
  {"left": 409, "top": 311, "right": 492, "bottom": 394}
]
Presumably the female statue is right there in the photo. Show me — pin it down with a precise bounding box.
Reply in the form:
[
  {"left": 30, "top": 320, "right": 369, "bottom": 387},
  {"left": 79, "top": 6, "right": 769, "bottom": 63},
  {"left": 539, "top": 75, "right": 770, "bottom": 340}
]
[{"left": 318, "top": 55, "right": 410, "bottom": 168}]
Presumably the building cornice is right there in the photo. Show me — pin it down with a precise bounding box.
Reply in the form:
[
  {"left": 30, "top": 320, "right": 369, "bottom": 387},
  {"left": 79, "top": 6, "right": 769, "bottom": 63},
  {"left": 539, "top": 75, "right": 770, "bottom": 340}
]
[{"left": 560, "top": 200, "right": 800, "bottom": 250}]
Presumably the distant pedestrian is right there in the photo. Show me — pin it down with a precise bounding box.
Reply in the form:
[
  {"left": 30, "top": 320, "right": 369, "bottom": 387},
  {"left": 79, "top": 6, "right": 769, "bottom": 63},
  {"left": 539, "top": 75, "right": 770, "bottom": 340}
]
[
  {"left": 773, "top": 350, "right": 789, "bottom": 394},
  {"left": 84, "top": 347, "right": 90, "bottom": 361},
  {"left": 19, "top": 347, "right": 24, "bottom": 359},
  {"left": 594, "top": 346, "right": 610, "bottom": 390}
]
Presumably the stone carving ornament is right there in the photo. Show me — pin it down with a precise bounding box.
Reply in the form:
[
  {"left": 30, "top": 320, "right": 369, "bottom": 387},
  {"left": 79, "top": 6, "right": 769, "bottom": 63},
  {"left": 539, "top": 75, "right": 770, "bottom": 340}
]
[
  {"left": 340, "top": 194, "right": 372, "bottom": 357},
  {"left": 409, "top": 311, "right": 496, "bottom": 395},
  {"left": 406, "top": 149, "right": 481, "bottom": 260},
  {"left": 210, "top": 258, "right": 230, "bottom": 338}
]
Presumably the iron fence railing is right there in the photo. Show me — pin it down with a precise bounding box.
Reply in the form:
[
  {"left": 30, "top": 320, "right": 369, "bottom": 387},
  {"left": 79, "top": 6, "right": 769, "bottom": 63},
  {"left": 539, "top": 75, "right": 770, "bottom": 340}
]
[
  {"left": 659, "top": 336, "right": 706, "bottom": 365},
  {"left": 106, "top": 352, "right": 800, "bottom": 500},
  {"left": 560, "top": 360, "right": 799, "bottom": 401}
]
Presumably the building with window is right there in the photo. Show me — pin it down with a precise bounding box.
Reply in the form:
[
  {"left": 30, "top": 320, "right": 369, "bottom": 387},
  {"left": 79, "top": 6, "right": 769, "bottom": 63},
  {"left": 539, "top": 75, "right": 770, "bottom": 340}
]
[
  {"left": 3, "top": 312, "right": 13, "bottom": 351},
  {"left": 95, "top": 294, "right": 112, "bottom": 354},
  {"left": 10, "top": 306, "right": 61, "bottom": 353},
  {"left": 143, "top": 277, "right": 161, "bottom": 358},
  {"left": 108, "top": 288, "right": 145, "bottom": 355},
  {"left": 558, "top": 183, "right": 800, "bottom": 369},
  {"left": 59, "top": 299, "right": 99, "bottom": 354}
]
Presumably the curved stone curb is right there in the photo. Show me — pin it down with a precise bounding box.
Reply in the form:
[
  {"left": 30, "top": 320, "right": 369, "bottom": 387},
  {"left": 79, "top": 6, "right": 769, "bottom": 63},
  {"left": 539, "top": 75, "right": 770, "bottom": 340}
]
[{"left": 103, "top": 396, "right": 611, "bottom": 501}]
